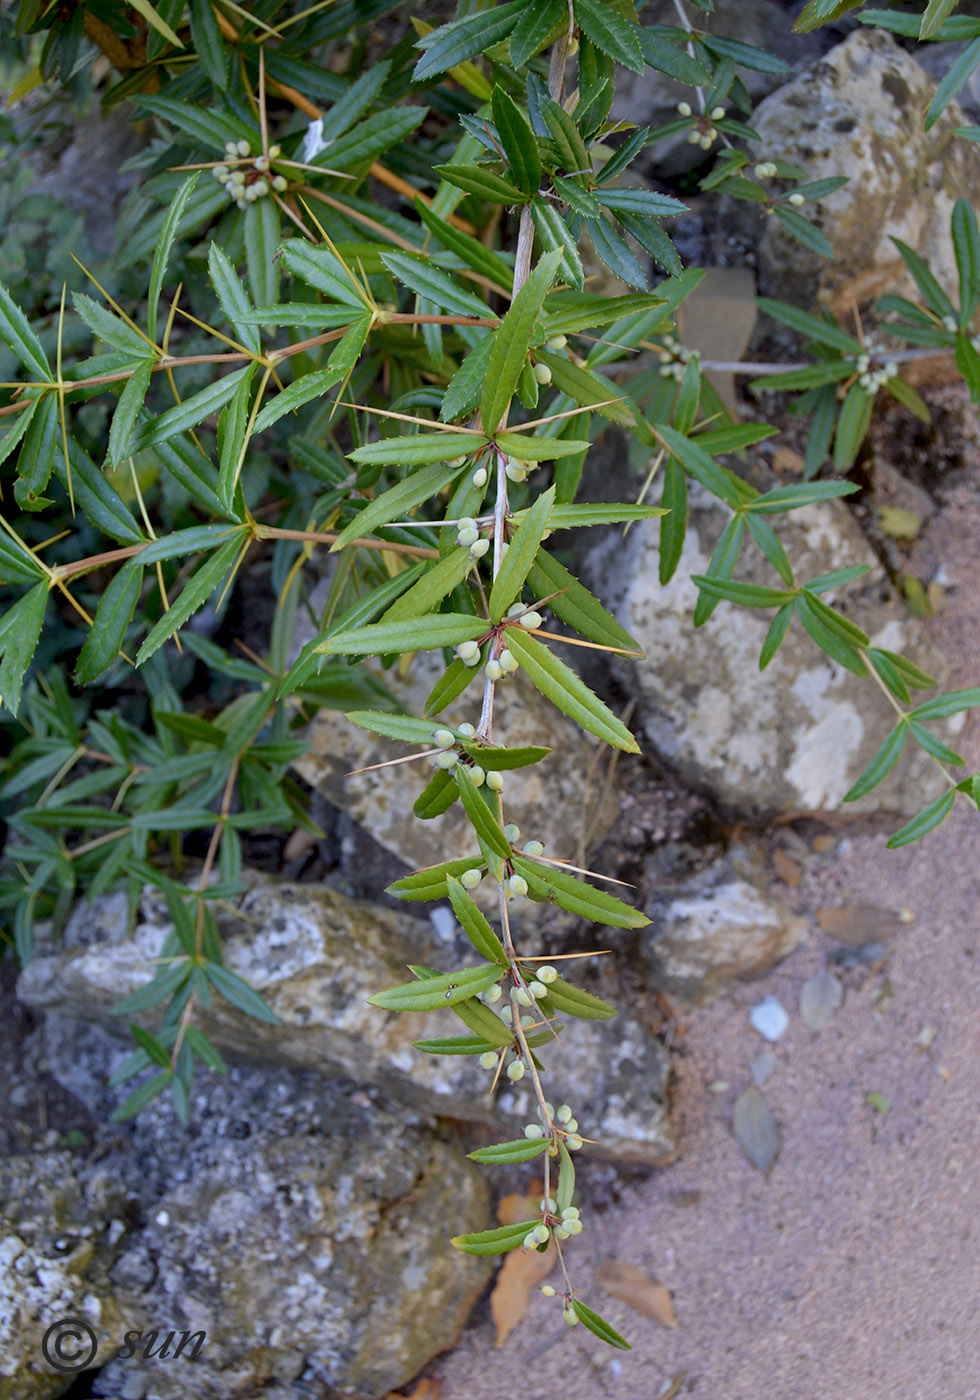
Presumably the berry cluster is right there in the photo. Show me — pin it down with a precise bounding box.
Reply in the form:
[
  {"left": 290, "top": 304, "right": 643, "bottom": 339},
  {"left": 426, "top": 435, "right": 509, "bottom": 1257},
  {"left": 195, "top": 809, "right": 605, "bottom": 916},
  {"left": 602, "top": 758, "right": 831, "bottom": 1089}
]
[
  {"left": 678, "top": 101, "right": 726, "bottom": 150},
  {"left": 212, "top": 141, "right": 288, "bottom": 209},
  {"left": 854, "top": 352, "right": 898, "bottom": 393},
  {"left": 656, "top": 333, "right": 695, "bottom": 383}
]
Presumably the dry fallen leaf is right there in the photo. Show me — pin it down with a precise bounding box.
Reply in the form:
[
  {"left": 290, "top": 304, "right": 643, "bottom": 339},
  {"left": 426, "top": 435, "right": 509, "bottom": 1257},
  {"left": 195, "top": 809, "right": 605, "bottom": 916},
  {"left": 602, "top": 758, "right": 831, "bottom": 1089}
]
[
  {"left": 817, "top": 905, "right": 901, "bottom": 947},
  {"left": 597, "top": 1259, "right": 678, "bottom": 1328},
  {"left": 772, "top": 847, "right": 802, "bottom": 888},
  {"left": 878, "top": 505, "right": 922, "bottom": 540},
  {"left": 496, "top": 1190, "right": 540, "bottom": 1227},
  {"left": 382, "top": 1379, "right": 442, "bottom": 1400},
  {"left": 489, "top": 1191, "right": 555, "bottom": 1346}
]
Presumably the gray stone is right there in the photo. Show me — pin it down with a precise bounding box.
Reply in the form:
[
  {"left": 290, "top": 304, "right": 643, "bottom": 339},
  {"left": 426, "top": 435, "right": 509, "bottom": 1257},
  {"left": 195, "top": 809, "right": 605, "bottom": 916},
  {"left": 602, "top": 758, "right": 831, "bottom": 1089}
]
[
  {"left": 753, "top": 30, "right": 980, "bottom": 311},
  {"left": 799, "top": 968, "right": 843, "bottom": 1030},
  {"left": 639, "top": 858, "right": 807, "bottom": 1004},
  {"left": 584, "top": 471, "right": 947, "bottom": 816},
  {"left": 0, "top": 1152, "right": 133, "bottom": 1400},
  {"left": 732, "top": 1086, "right": 780, "bottom": 1174},
  {"left": 19, "top": 878, "right": 674, "bottom": 1165}
]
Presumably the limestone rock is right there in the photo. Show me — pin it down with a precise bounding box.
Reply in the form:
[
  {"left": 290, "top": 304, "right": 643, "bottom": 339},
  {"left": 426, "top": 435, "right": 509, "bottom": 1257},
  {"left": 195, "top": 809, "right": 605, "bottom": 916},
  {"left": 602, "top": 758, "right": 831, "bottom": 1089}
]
[
  {"left": 0, "top": 1152, "right": 132, "bottom": 1400},
  {"left": 639, "top": 858, "right": 808, "bottom": 1004},
  {"left": 583, "top": 475, "right": 946, "bottom": 816},
  {"left": 293, "top": 652, "right": 618, "bottom": 896},
  {"left": 753, "top": 30, "right": 980, "bottom": 311},
  {"left": 19, "top": 878, "right": 674, "bottom": 1165}
]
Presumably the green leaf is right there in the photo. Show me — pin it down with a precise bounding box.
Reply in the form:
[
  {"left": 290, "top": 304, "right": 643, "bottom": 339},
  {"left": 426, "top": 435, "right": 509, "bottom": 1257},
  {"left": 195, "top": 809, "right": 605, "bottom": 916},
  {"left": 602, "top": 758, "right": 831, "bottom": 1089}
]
[
  {"left": 571, "top": 1298, "right": 632, "bottom": 1350},
  {"left": 795, "top": 593, "right": 867, "bottom": 675},
  {"left": 908, "top": 719, "right": 965, "bottom": 767},
  {"left": 205, "top": 962, "right": 279, "bottom": 1023},
  {"left": 469, "top": 1139, "right": 550, "bottom": 1164},
  {"left": 575, "top": 0, "right": 644, "bottom": 71},
  {"left": 492, "top": 432, "right": 590, "bottom": 461},
  {"left": 461, "top": 742, "right": 550, "bottom": 771},
  {"left": 244, "top": 195, "right": 281, "bottom": 311},
  {"left": 387, "top": 857, "right": 485, "bottom": 902},
  {"left": 441, "top": 335, "right": 495, "bottom": 423},
  {"left": 533, "top": 347, "right": 634, "bottom": 424},
  {"left": 107, "top": 359, "right": 155, "bottom": 466},
  {"left": 833, "top": 381, "right": 874, "bottom": 470},
  {"left": 451, "top": 1220, "right": 539, "bottom": 1255},
  {"left": 659, "top": 455, "right": 688, "bottom": 586},
  {"left": 492, "top": 88, "right": 542, "bottom": 196},
  {"left": 75, "top": 560, "right": 143, "bottom": 684},
  {"left": 586, "top": 216, "right": 647, "bottom": 289},
  {"left": 655, "top": 425, "right": 750, "bottom": 509},
  {"left": 0, "top": 580, "right": 47, "bottom": 715},
  {"left": 317, "top": 107, "right": 427, "bottom": 172},
  {"left": 504, "top": 629, "right": 640, "bottom": 752},
  {"left": 772, "top": 204, "right": 833, "bottom": 258},
  {"left": 73, "top": 294, "right": 152, "bottom": 357},
  {"left": 54, "top": 438, "right": 143, "bottom": 544},
  {"left": 412, "top": 1035, "right": 500, "bottom": 1055},
  {"left": 130, "top": 368, "right": 252, "bottom": 455},
  {"left": 482, "top": 251, "right": 561, "bottom": 435},
  {"left": 510, "top": 0, "right": 566, "bottom": 66},
  {"left": 759, "top": 601, "right": 795, "bottom": 670},
  {"left": 886, "top": 789, "right": 957, "bottom": 848},
  {"left": 919, "top": 0, "right": 958, "bottom": 38},
  {"left": 0, "top": 277, "right": 50, "bottom": 377},
  {"left": 111, "top": 1073, "right": 171, "bottom": 1122},
  {"left": 447, "top": 875, "right": 508, "bottom": 964},
  {"left": 433, "top": 163, "right": 529, "bottom": 205},
  {"left": 137, "top": 93, "right": 254, "bottom": 152},
  {"left": 694, "top": 514, "right": 745, "bottom": 627},
  {"left": 596, "top": 188, "right": 686, "bottom": 219},
  {"left": 756, "top": 297, "right": 862, "bottom": 354},
  {"left": 690, "top": 577, "right": 797, "bottom": 608},
  {"left": 531, "top": 202, "right": 585, "bottom": 291},
  {"left": 527, "top": 551, "right": 641, "bottom": 653},
  {"left": 347, "top": 432, "right": 482, "bottom": 469},
  {"left": 748, "top": 480, "right": 859, "bottom": 514},
  {"left": 136, "top": 535, "right": 244, "bottom": 666},
  {"left": 346, "top": 711, "right": 444, "bottom": 744},
  {"left": 910, "top": 687, "right": 980, "bottom": 721},
  {"left": 279, "top": 240, "right": 370, "bottom": 308},
  {"left": 952, "top": 198, "right": 980, "bottom": 325},
  {"left": 317, "top": 613, "right": 486, "bottom": 659},
  {"left": 843, "top": 722, "right": 907, "bottom": 802},
  {"left": 456, "top": 765, "right": 512, "bottom": 859},
  {"left": 927, "top": 34, "right": 980, "bottom": 129},
  {"left": 381, "top": 548, "right": 474, "bottom": 623},
  {"left": 414, "top": 2, "right": 524, "bottom": 81},
  {"left": 209, "top": 242, "right": 259, "bottom": 354},
  {"left": 556, "top": 1140, "right": 575, "bottom": 1213},
  {"left": 381, "top": 253, "right": 492, "bottom": 321},
  {"left": 330, "top": 459, "right": 469, "bottom": 550},
  {"left": 513, "top": 856, "right": 647, "bottom": 930},
  {"left": 414, "top": 768, "right": 459, "bottom": 819},
  {"left": 793, "top": 0, "right": 865, "bottom": 34},
  {"left": 885, "top": 375, "right": 930, "bottom": 424},
  {"left": 254, "top": 322, "right": 370, "bottom": 434},
  {"left": 533, "top": 969, "right": 618, "bottom": 1020},
  {"left": 490, "top": 485, "right": 554, "bottom": 621},
  {"left": 368, "top": 962, "right": 502, "bottom": 1011},
  {"left": 188, "top": 0, "right": 227, "bottom": 87},
  {"left": 128, "top": 1023, "right": 171, "bottom": 1069}
]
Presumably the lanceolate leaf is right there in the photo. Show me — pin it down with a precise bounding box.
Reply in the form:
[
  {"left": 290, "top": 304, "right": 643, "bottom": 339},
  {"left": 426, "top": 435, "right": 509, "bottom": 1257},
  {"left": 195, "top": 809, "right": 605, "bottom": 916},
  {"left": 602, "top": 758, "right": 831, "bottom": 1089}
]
[
  {"left": 571, "top": 1298, "right": 632, "bottom": 1350},
  {"left": 330, "top": 458, "right": 470, "bottom": 549},
  {"left": 491, "top": 87, "right": 542, "bottom": 196},
  {"left": 347, "top": 432, "right": 482, "bottom": 469},
  {"left": 456, "top": 765, "right": 512, "bottom": 858},
  {"left": 843, "top": 721, "right": 907, "bottom": 802},
  {"left": 451, "top": 1220, "right": 539, "bottom": 1255},
  {"left": 468, "top": 1139, "right": 550, "bottom": 1164},
  {"left": 481, "top": 250, "right": 562, "bottom": 435},
  {"left": 107, "top": 359, "right": 155, "bottom": 465},
  {"left": 0, "top": 278, "right": 51, "bottom": 377},
  {"left": 504, "top": 629, "right": 640, "bottom": 751},
  {"left": 512, "top": 856, "right": 648, "bottom": 929},
  {"left": 136, "top": 535, "right": 244, "bottom": 665},
  {"left": 414, "top": 1, "right": 524, "bottom": 82},
  {"left": 316, "top": 614, "right": 486, "bottom": 659},
  {"left": 0, "top": 580, "right": 47, "bottom": 715},
  {"left": 75, "top": 561, "right": 143, "bottom": 684},
  {"left": 886, "top": 789, "right": 957, "bottom": 848},
  {"left": 446, "top": 875, "right": 508, "bottom": 964},
  {"left": 368, "top": 962, "right": 502, "bottom": 1011},
  {"left": 526, "top": 550, "right": 641, "bottom": 653}
]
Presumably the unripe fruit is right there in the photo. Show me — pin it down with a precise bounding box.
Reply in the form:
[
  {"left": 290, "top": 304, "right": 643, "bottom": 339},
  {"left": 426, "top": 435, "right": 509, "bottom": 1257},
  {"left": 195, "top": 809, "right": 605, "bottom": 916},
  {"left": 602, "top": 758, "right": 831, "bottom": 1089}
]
[
  {"left": 273, "top": 175, "right": 288, "bottom": 192},
  {"left": 505, "top": 461, "right": 527, "bottom": 483},
  {"left": 479, "top": 1052, "right": 497, "bottom": 1069},
  {"left": 456, "top": 640, "right": 480, "bottom": 663},
  {"left": 532, "top": 362, "right": 553, "bottom": 385},
  {"left": 563, "top": 1307, "right": 578, "bottom": 1326},
  {"left": 457, "top": 526, "right": 479, "bottom": 548},
  {"left": 529, "top": 981, "right": 547, "bottom": 998},
  {"left": 434, "top": 729, "right": 455, "bottom": 749},
  {"left": 470, "top": 538, "right": 490, "bottom": 560},
  {"left": 485, "top": 659, "right": 502, "bottom": 681},
  {"left": 524, "top": 1123, "right": 545, "bottom": 1139},
  {"left": 710, "top": 105, "right": 726, "bottom": 121},
  {"left": 523, "top": 1231, "right": 538, "bottom": 1250},
  {"left": 537, "top": 965, "right": 558, "bottom": 983},
  {"left": 460, "top": 867, "right": 482, "bottom": 889},
  {"left": 521, "top": 610, "right": 543, "bottom": 629},
  {"left": 539, "top": 1195, "right": 556, "bottom": 1211},
  {"left": 472, "top": 467, "right": 488, "bottom": 488},
  {"left": 560, "top": 1206, "right": 580, "bottom": 1220},
  {"left": 458, "top": 722, "right": 476, "bottom": 737},
  {"left": 268, "top": 143, "right": 282, "bottom": 159},
  {"left": 541, "top": 1285, "right": 556, "bottom": 1297},
  {"left": 483, "top": 982, "right": 502, "bottom": 1002},
  {"left": 554, "top": 1226, "right": 570, "bottom": 1240},
  {"left": 499, "top": 649, "right": 519, "bottom": 673},
  {"left": 237, "top": 139, "right": 252, "bottom": 155},
  {"left": 469, "top": 765, "right": 486, "bottom": 787},
  {"left": 513, "top": 987, "right": 532, "bottom": 1007},
  {"left": 507, "top": 1059, "right": 526, "bottom": 1081},
  {"left": 566, "top": 1134, "right": 583, "bottom": 1150},
  {"left": 546, "top": 334, "right": 567, "bottom": 350},
  {"left": 564, "top": 1218, "right": 584, "bottom": 1235},
  {"left": 508, "top": 875, "right": 529, "bottom": 898},
  {"left": 532, "top": 1224, "right": 550, "bottom": 1245},
  {"left": 487, "top": 770, "right": 504, "bottom": 791},
  {"left": 436, "top": 750, "right": 458, "bottom": 769},
  {"left": 557, "top": 1103, "right": 573, "bottom": 1123},
  {"left": 522, "top": 839, "right": 544, "bottom": 857},
  {"left": 677, "top": 101, "right": 692, "bottom": 117},
  {"left": 503, "top": 823, "right": 520, "bottom": 842},
  {"left": 788, "top": 192, "right": 805, "bottom": 205}
]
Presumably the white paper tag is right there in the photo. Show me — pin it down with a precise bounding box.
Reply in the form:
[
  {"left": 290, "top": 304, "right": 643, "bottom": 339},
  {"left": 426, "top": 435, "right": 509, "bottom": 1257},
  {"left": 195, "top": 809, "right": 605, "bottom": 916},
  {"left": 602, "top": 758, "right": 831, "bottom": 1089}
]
[{"left": 301, "top": 117, "right": 328, "bottom": 163}]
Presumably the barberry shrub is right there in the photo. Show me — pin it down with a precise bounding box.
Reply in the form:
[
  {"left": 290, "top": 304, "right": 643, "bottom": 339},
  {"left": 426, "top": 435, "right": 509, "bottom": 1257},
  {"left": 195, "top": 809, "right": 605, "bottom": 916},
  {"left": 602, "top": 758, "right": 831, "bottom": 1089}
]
[{"left": 3, "top": 0, "right": 980, "bottom": 1344}]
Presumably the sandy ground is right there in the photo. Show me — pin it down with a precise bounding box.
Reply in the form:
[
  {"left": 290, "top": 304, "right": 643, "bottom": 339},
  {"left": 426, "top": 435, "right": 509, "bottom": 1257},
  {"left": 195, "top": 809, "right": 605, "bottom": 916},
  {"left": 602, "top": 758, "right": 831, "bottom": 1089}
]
[{"left": 433, "top": 485, "right": 980, "bottom": 1400}]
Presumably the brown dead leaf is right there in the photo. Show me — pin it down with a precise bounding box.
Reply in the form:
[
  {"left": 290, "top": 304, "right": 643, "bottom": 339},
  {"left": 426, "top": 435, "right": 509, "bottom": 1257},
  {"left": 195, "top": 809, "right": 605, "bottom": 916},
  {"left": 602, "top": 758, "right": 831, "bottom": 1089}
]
[
  {"left": 597, "top": 1259, "right": 678, "bottom": 1328},
  {"left": 491, "top": 1240, "right": 557, "bottom": 1347},
  {"left": 771, "top": 446, "right": 805, "bottom": 475},
  {"left": 283, "top": 828, "right": 316, "bottom": 862},
  {"left": 382, "top": 1379, "right": 441, "bottom": 1400},
  {"left": 817, "top": 905, "right": 901, "bottom": 947},
  {"left": 772, "top": 847, "right": 801, "bottom": 888},
  {"left": 496, "top": 1190, "right": 541, "bottom": 1227}
]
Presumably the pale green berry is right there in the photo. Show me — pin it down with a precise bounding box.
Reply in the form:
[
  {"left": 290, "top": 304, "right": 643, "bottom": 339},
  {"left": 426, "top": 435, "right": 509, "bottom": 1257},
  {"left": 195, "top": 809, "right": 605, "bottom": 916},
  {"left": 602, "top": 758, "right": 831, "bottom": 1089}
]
[
  {"left": 788, "top": 192, "right": 805, "bottom": 206},
  {"left": 469, "top": 765, "right": 486, "bottom": 787},
  {"left": 513, "top": 987, "right": 532, "bottom": 1007},
  {"left": 236, "top": 198, "right": 247, "bottom": 210},
  {"left": 483, "top": 982, "right": 502, "bottom": 1002},
  {"left": 565, "top": 1119, "right": 578, "bottom": 1134},
  {"left": 537, "top": 965, "right": 557, "bottom": 984},
  {"left": 554, "top": 1226, "right": 570, "bottom": 1241},
  {"left": 523, "top": 1231, "right": 538, "bottom": 1250},
  {"left": 687, "top": 130, "right": 702, "bottom": 145},
  {"left": 472, "top": 467, "right": 488, "bottom": 488},
  {"left": 487, "top": 771, "right": 504, "bottom": 792},
  {"left": 677, "top": 101, "right": 692, "bottom": 117},
  {"left": 501, "top": 1005, "right": 513, "bottom": 1023},
  {"left": 532, "top": 1224, "right": 550, "bottom": 1245},
  {"left": 268, "top": 143, "right": 282, "bottom": 159},
  {"left": 539, "top": 1195, "right": 556, "bottom": 1211},
  {"left": 461, "top": 867, "right": 482, "bottom": 889},
  {"left": 532, "top": 362, "right": 552, "bottom": 385},
  {"left": 256, "top": 180, "right": 270, "bottom": 196},
  {"left": 507, "top": 1059, "right": 526, "bottom": 1081},
  {"left": 524, "top": 1123, "right": 545, "bottom": 1139},
  {"left": 884, "top": 361, "right": 898, "bottom": 379},
  {"left": 434, "top": 728, "right": 456, "bottom": 750},
  {"left": 470, "top": 538, "right": 490, "bottom": 560},
  {"left": 537, "top": 1101, "right": 555, "bottom": 1121},
  {"left": 499, "top": 649, "right": 519, "bottom": 673},
  {"left": 541, "top": 1285, "right": 556, "bottom": 1297},
  {"left": 564, "top": 1218, "right": 584, "bottom": 1235},
  {"left": 710, "top": 105, "right": 726, "bottom": 121},
  {"left": 485, "top": 659, "right": 502, "bottom": 682},
  {"left": 561, "top": 1205, "right": 580, "bottom": 1220},
  {"left": 479, "top": 1051, "right": 497, "bottom": 1069},
  {"left": 563, "top": 1307, "right": 578, "bottom": 1325},
  {"left": 943, "top": 314, "right": 958, "bottom": 332},
  {"left": 456, "top": 640, "right": 480, "bottom": 663},
  {"left": 529, "top": 981, "right": 547, "bottom": 998},
  {"left": 557, "top": 1104, "right": 573, "bottom": 1124},
  {"left": 521, "top": 610, "right": 543, "bottom": 629},
  {"left": 214, "top": 164, "right": 229, "bottom": 178},
  {"left": 546, "top": 334, "right": 567, "bottom": 351},
  {"left": 436, "top": 750, "right": 458, "bottom": 770},
  {"left": 509, "top": 875, "right": 529, "bottom": 898},
  {"left": 225, "top": 140, "right": 239, "bottom": 156},
  {"left": 458, "top": 722, "right": 476, "bottom": 737},
  {"left": 237, "top": 139, "right": 252, "bottom": 156},
  {"left": 273, "top": 174, "right": 288, "bottom": 192},
  {"left": 699, "top": 133, "right": 714, "bottom": 150},
  {"left": 522, "top": 839, "right": 544, "bottom": 857},
  {"left": 457, "top": 526, "right": 479, "bottom": 548},
  {"left": 505, "top": 461, "right": 527, "bottom": 483},
  {"left": 503, "top": 823, "right": 520, "bottom": 842},
  {"left": 566, "top": 1134, "right": 583, "bottom": 1151},
  {"left": 520, "top": 1014, "right": 534, "bottom": 1029},
  {"left": 255, "top": 155, "right": 270, "bottom": 171},
  {"left": 507, "top": 602, "right": 525, "bottom": 617},
  {"left": 500, "top": 542, "right": 510, "bottom": 557},
  {"left": 458, "top": 516, "right": 477, "bottom": 531}
]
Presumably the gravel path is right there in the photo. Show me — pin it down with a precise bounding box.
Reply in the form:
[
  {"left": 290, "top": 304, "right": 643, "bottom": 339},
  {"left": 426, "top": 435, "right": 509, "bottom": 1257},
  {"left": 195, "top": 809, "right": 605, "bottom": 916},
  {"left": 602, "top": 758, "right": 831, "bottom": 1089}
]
[{"left": 435, "top": 485, "right": 980, "bottom": 1400}]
